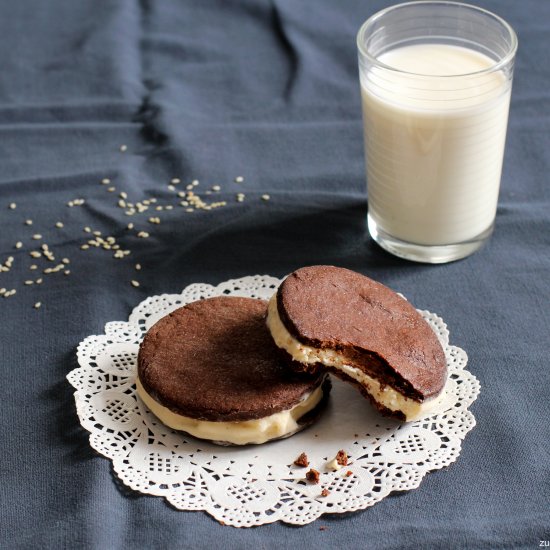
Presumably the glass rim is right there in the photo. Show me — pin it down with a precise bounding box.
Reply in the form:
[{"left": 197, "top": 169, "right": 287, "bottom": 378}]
[{"left": 357, "top": 1, "right": 518, "bottom": 78}]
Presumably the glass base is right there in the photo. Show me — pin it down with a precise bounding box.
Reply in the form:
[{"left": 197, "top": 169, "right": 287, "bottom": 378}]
[{"left": 367, "top": 214, "right": 493, "bottom": 264}]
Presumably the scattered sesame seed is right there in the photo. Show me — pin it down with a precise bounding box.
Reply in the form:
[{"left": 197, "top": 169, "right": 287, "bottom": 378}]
[
  {"left": 192, "top": 180, "right": 199, "bottom": 186},
  {"left": 261, "top": 194, "right": 271, "bottom": 201},
  {"left": 131, "top": 280, "right": 140, "bottom": 288},
  {"left": 155, "top": 206, "right": 163, "bottom": 211},
  {"left": 30, "top": 265, "right": 38, "bottom": 270},
  {"left": 180, "top": 201, "right": 189, "bottom": 207},
  {"left": 135, "top": 263, "right": 141, "bottom": 270},
  {"left": 9, "top": 202, "right": 16, "bottom": 210},
  {"left": 150, "top": 198, "right": 157, "bottom": 203},
  {"left": 165, "top": 205, "right": 173, "bottom": 211},
  {"left": 148, "top": 217, "right": 161, "bottom": 224},
  {"left": 93, "top": 230, "right": 101, "bottom": 237},
  {"left": 30, "top": 251, "right": 41, "bottom": 258},
  {"left": 171, "top": 178, "right": 180, "bottom": 185},
  {"left": 236, "top": 193, "right": 245, "bottom": 202},
  {"left": 168, "top": 185, "right": 176, "bottom": 192},
  {"left": 118, "top": 199, "right": 126, "bottom": 208},
  {"left": 120, "top": 144, "right": 127, "bottom": 152},
  {"left": 34, "top": 302, "right": 41, "bottom": 309},
  {"left": 55, "top": 222, "right": 64, "bottom": 228},
  {"left": 137, "top": 231, "right": 149, "bottom": 238},
  {"left": 107, "top": 187, "right": 116, "bottom": 192},
  {"left": 25, "top": 219, "right": 33, "bottom": 226},
  {"left": 127, "top": 223, "right": 134, "bottom": 230},
  {"left": 15, "top": 242, "right": 23, "bottom": 249},
  {"left": 235, "top": 176, "right": 244, "bottom": 183},
  {"left": 212, "top": 185, "right": 221, "bottom": 192},
  {"left": 186, "top": 184, "right": 193, "bottom": 191},
  {"left": 177, "top": 191, "right": 186, "bottom": 198},
  {"left": 36, "top": 278, "right": 43, "bottom": 284},
  {"left": 120, "top": 191, "right": 128, "bottom": 199},
  {"left": 62, "top": 258, "right": 70, "bottom": 264},
  {"left": 80, "top": 244, "right": 89, "bottom": 250},
  {"left": 185, "top": 208, "right": 194, "bottom": 213},
  {"left": 101, "top": 178, "right": 111, "bottom": 185},
  {"left": 32, "top": 234, "right": 42, "bottom": 240},
  {"left": 64, "top": 270, "right": 70, "bottom": 276},
  {"left": 0, "top": 288, "right": 5, "bottom": 295},
  {"left": 24, "top": 280, "right": 34, "bottom": 286}
]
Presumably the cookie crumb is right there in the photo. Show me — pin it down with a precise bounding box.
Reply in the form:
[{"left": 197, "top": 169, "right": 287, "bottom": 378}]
[
  {"left": 320, "top": 488, "right": 330, "bottom": 497},
  {"left": 293, "top": 452, "right": 309, "bottom": 467},
  {"left": 319, "top": 526, "right": 327, "bottom": 531},
  {"left": 305, "top": 469, "right": 320, "bottom": 484},
  {"left": 336, "top": 450, "right": 348, "bottom": 466},
  {"left": 345, "top": 470, "right": 353, "bottom": 477}
]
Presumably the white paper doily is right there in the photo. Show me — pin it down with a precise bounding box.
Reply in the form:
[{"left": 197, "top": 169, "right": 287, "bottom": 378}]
[{"left": 67, "top": 275, "right": 480, "bottom": 527}]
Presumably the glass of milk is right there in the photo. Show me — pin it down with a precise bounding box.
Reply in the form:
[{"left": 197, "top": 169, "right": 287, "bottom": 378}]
[{"left": 357, "top": 2, "right": 517, "bottom": 263}]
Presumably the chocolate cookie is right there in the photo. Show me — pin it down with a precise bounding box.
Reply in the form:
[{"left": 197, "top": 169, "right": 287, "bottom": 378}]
[
  {"left": 266, "top": 266, "right": 447, "bottom": 421},
  {"left": 137, "top": 296, "right": 330, "bottom": 445}
]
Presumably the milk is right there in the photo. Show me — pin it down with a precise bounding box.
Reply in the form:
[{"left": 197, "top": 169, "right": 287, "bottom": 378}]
[{"left": 361, "top": 44, "right": 512, "bottom": 246}]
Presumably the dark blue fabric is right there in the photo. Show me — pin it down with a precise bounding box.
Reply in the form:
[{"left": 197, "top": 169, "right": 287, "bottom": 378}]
[{"left": 1, "top": 1, "right": 548, "bottom": 548}]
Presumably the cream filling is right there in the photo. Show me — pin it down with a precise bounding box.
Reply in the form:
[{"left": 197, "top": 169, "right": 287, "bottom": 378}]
[
  {"left": 136, "top": 377, "right": 324, "bottom": 445},
  {"left": 266, "top": 294, "right": 444, "bottom": 421}
]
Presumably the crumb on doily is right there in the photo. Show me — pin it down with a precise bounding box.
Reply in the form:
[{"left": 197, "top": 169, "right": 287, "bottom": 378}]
[
  {"left": 306, "top": 469, "right": 320, "bottom": 484},
  {"left": 294, "top": 452, "right": 309, "bottom": 467},
  {"left": 345, "top": 470, "right": 353, "bottom": 477},
  {"left": 336, "top": 450, "right": 348, "bottom": 466},
  {"left": 320, "top": 488, "right": 330, "bottom": 497}
]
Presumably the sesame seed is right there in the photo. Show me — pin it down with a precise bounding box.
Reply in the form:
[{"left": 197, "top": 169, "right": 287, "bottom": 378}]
[
  {"left": 261, "top": 194, "right": 271, "bottom": 201},
  {"left": 192, "top": 180, "right": 199, "bottom": 187},
  {"left": 25, "top": 219, "right": 33, "bottom": 225},
  {"left": 32, "top": 234, "right": 42, "bottom": 240},
  {"left": 15, "top": 242, "right": 23, "bottom": 249},
  {"left": 80, "top": 244, "right": 89, "bottom": 250},
  {"left": 9, "top": 202, "right": 16, "bottom": 210},
  {"left": 148, "top": 217, "right": 160, "bottom": 224},
  {"left": 24, "top": 280, "right": 34, "bottom": 286},
  {"left": 93, "top": 230, "right": 101, "bottom": 237},
  {"left": 168, "top": 185, "right": 176, "bottom": 192},
  {"left": 101, "top": 178, "right": 111, "bottom": 185},
  {"left": 185, "top": 208, "right": 194, "bottom": 213},
  {"left": 235, "top": 176, "right": 244, "bottom": 183},
  {"left": 150, "top": 198, "right": 157, "bottom": 203},
  {"left": 120, "top": 144, "right": 127, "bottom": 152},
  {"left": 171, "top": 178, "right": 180, "bottom": 185},
  {"left": 30, "top": 251, "right": 41, "bottom": 258},
  {"left": 64, "top": 270, "right": 70, "bottom": 276},
  {"left": 62, "top": 258, "right": 70, "bottom": 264},
  {"left": 36, "top": 278, "right": 43, "bottom": 284},
  {"left": 0, "top": 288, "right": 4, "bottom": 295},
  {"left": 186, "top": 184, "right": 193, "bottom": 191},
  {"left": 55, "top": 222, "right": 64, "bottom": 228},
  {"left": 107, "top": 187, "right": 116, "bottom": 192},
  {"left": 236, "top": 193, "right": 245, "bottom": 202},
  {"left": 67, "top": 201, "right": 74, "bottom": 207},
  {"left": 165, "top": 205, "right": 174, "bottom": 210},
  {"left": 131, "top": 280, "right": 140, "bottom": 288},
  {"left": 30, "top": 265, "right": 37, "bottom": 270},
  {"left": 34, "top": 302, "right": 41, "bottom": 309},
  {"left": 137, "top": 231, "right": 149, "bottom": 238},
  {"left": 84, "top": 227, "right": 91, "bottom": 233},
  {"left": 127, "top": 223, "right": 134, "bottom": 230},
  {"left": 212, "top": 185, "right": 221, "bottom": 192},
  {"left": 180, "top": 201, "right": 189, "bottom": 207},
  {"left": 135, "top": 263, "right": 141, "bottom": 270},
  {"left": 118, "top": 200, "right": 126, "bottom": 208},
  {"left": 120, "top": 192, "right": 128, "bottom": 199}
]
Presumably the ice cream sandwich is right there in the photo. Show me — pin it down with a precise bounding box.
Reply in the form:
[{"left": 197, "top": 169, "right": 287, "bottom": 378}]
[
  {"left": 137, "top": 296, "right": 330, "bottom": 445},
  {"left": 266, "top": 266, "right": 447, "bottom": 421}
]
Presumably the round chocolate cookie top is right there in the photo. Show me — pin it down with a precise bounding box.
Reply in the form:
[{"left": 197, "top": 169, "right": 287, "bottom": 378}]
[
  {"left": 276, "top": 265, "right": 447, "bottom": 399},
  {"left": 138, "top": 296, "right": 323, "bottom": 422}
]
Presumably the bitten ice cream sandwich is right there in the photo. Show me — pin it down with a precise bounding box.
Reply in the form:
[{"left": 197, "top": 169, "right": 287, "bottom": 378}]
[
  {"left": 137, "top": 296, "right": 330, "bottom": 445},
  {"left": 266, "top": 266, "right": 447, "bottom": 421}
]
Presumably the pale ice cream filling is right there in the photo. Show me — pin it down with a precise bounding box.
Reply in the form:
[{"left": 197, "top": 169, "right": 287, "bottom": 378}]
[
  {"left": 266, "top": 295, "right": 444, "bottom": 421},
  {"left": 135, "top": 377, "right": 325, "bottom": 446}
]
